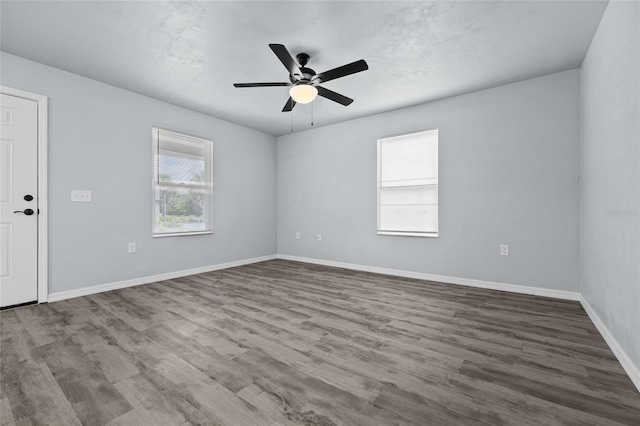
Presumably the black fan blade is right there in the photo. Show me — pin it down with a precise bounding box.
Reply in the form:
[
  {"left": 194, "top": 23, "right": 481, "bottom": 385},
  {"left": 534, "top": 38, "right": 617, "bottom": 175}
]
[
  {"left": 234, "top": 82, "right": 291, "bottom": 88},
  {"left": 314, "top": 59, "right": 368, "bottom": 84},
  {"left": 317, "top": 86, "right": 354, "bottom": 106},
  {"left": 282, "top": 97, "right": 296, "bottom": 112},
  {"left": 269, "top": 44, "right": 302, "bottom": 76}
]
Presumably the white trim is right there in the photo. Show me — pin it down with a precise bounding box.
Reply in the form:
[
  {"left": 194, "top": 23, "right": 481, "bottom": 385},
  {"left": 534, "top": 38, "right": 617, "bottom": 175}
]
[
  {"left": 45, "top": 251, "right": 639, "bottom": 392},
  {"left": 0, "top": 86, "right": 48, "bottom": 304},
  {"left": 276, "top": 254, "right": 580, "bottom": 301},
  {"left": 153, "top": 230, "right": 213, "bottom": 238},
  {"left": 377, "top": 129, "right": 439, "bottom": 237},
  {"left": 48, "top": 255, "right": 276, "bottom": 303},
  {"left": 378, "top": 231, "right": 439, "bottom": 238},
  {"left": 151, "top": 127, "right": 214, "bottom": 238},
  {"left": 153, "top": 126, "right": 213, "bottom": 145},
  {"left": 580, "top": 296, "right": 640, "bottom": 392}
]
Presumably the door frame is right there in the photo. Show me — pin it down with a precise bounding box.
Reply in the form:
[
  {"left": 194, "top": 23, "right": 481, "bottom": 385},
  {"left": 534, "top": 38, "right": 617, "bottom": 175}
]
[{"left": 1, "top": 86, "right": 48, "bottom": 303}]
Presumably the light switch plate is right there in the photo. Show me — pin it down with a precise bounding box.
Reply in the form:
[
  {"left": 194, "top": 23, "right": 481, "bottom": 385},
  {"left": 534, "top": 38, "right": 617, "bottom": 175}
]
[{"left": 71, "top": 190, "right": 92, "bottom": 202}]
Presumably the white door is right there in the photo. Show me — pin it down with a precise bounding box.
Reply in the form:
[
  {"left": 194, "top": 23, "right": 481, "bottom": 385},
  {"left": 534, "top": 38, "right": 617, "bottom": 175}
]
[{"left": 0, "top": 94, "right": 38, "bottom": 307}]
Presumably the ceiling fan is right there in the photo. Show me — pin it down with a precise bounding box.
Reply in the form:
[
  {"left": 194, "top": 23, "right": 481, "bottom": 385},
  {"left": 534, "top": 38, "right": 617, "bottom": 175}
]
[{"left": 234, "top": 44, "right": 369, "bottom": 112}]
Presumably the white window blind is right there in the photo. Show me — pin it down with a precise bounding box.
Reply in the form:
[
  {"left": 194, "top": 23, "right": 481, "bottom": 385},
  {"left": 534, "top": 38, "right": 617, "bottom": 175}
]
[
  {"left": 152, "top": 128, "right": 213, "bottom": 236},
  {"left": 377, "top": 129, "right": 438, "bottom": 237}
]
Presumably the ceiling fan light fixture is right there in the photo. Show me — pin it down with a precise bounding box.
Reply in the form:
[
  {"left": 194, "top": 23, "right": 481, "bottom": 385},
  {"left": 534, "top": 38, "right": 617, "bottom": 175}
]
[{"left": 289, "top": 84, "right": 318, "bottom": 104}]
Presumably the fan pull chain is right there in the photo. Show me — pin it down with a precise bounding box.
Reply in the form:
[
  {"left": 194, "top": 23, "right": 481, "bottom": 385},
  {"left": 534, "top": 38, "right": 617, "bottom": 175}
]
[
  {"left": 311, "top": 101, "right": 314, "bottom": 127},
  {"left": 290, "top": 104, "right": 294, "bottom": 133}
]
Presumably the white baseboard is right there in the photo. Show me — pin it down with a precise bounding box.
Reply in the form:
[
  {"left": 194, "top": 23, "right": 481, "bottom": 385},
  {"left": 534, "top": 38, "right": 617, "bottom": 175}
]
[
  {"left": 276, "top": 254, "right": 580, "bottom": 301},
  {"left": 48, "top": 255, "right": 277, "bottom": 303},
  {"left": 276, "top": 254, "right": 640, "bottom": 391},
  {"left": 47, "top": 252, "right": 638, "bottom": 393},
  {"left": 580, "top": 296, "right": 640, "bottom": 393}
]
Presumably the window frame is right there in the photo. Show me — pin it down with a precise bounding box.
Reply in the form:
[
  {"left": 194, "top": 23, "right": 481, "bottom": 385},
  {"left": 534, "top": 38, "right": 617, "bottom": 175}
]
[
  {"left": 376, "top": 128, "right": 439, "bottom": 238},
  {"left": 151, "top": 127, "right": 214, "bottom": 238}
]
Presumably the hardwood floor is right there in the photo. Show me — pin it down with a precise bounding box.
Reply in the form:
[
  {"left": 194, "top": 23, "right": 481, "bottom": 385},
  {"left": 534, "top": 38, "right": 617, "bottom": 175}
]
[{"left": 1, "top": 259, "right": 639, "bottom": 425}]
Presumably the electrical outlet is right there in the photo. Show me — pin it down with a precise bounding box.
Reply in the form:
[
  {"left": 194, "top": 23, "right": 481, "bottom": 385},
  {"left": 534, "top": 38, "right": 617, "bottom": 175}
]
[
  {"left": 317, "top": 234, "right": 322, "bottom": 241},
  {"left": 128, "top": 242, "right": 136, "bottom": 253},
  {"left": 71, "top": 190, "right": 92, "bottom": 202},
  {"left": 295, "top": 232, "right": 300, "bottom": 240},
  {"left": 500, "top": 244, "right": 510, "bottom": 256}
]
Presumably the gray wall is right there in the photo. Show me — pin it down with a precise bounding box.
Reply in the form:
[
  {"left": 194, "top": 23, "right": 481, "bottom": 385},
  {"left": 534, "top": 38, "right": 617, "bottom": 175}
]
[
  {"left": 1, "top": 52, "right": 277, "bottom": 294},
  {"left": 580, "top": 2, "right": 640, "bottom": 370},
  {"left": 278, "top": 70, "right": 580, "bottom": 291}
]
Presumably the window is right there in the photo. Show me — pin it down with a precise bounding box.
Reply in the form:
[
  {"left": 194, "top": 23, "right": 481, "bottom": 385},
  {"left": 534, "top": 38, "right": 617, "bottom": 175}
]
[
  {"left": 152, "top": 128, "right": 213, "bottom": 236},
  {"left": 377, "top": 129, "right": 438, "bottom": 237}
]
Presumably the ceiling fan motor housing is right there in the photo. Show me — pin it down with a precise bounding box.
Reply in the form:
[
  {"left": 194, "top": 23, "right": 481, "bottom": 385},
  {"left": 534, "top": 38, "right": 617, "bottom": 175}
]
[
  {"left": 289, "top": 53, "right": 316, "bottom": 85},
  {"left": 290, "top": 67, "right": 316, "bottom": 85}
]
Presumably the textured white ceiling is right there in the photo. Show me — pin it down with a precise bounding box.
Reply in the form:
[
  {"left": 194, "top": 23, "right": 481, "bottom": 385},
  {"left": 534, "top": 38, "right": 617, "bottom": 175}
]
[{"left": 0, "top": 1, "right": 607, "bottom": 136}]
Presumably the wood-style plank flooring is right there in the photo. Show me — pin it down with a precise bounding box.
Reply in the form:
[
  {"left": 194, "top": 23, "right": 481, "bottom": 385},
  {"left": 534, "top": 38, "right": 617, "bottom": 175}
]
[{"left": 1, "top": 259, "right": 639, "bottom": 425}]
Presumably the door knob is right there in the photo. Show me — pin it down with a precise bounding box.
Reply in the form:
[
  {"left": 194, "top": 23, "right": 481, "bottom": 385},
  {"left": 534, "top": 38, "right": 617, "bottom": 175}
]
[{"left": 13, "top": 209, "right": 34, "bottom": 216}]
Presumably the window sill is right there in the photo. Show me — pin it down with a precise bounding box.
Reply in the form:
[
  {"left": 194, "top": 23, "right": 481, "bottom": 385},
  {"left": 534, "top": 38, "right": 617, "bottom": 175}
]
[
  {"left": 377, "top": 231, "right": 438, "bottom": 238},
  {"left": 153, "top": 231, "right": 213, "bottom": 238}
]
